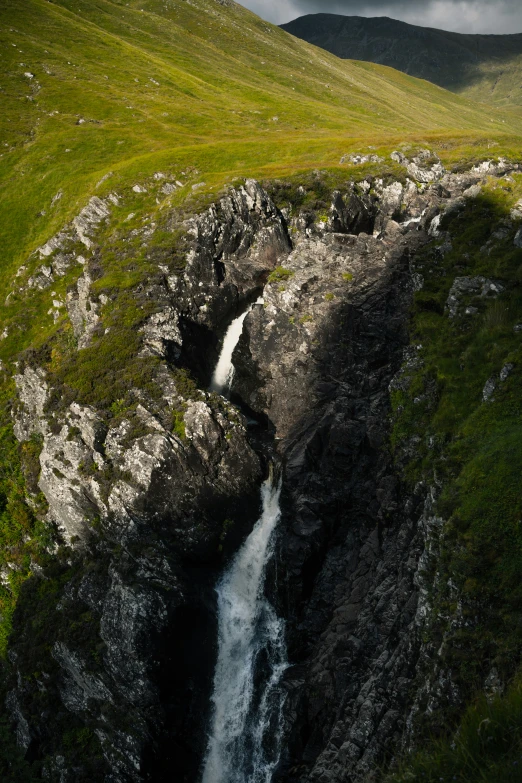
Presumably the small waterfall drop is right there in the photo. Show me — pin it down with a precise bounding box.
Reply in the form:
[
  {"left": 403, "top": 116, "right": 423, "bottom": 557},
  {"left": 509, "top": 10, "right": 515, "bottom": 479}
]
[
  {"left": 202, "top": 474, "right": 288, "bottom": 783},
  {"left": 210, "top": 300, "right": 262, "bottom": 395}
]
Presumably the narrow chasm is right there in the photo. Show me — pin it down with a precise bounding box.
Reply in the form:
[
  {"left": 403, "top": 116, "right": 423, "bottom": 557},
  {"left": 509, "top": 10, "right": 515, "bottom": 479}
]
[
  {"left": 225, "top": 158, "right": 522, "bottom": 782},
  {"left": 5, "top": 160, "right": 522, "bottom": 783},
  {"left": 231, "top": 213, "right": 421, "bottom": 783}
]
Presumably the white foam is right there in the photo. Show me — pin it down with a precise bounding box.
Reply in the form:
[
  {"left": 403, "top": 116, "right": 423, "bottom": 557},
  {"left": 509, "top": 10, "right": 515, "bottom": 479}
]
[
  {"left": 210, "top": 299, "right": 263, "bottom": 395},
  {"left": 202, "top": 474, "right": 288, "bottom": 783}
]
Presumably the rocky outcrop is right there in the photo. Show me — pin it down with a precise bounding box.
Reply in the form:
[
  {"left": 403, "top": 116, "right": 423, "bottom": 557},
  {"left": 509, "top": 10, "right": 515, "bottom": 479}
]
[
  {"left": 6, "top": 161, "right": 522, "bottom": 782},
  {"left": 66, "top": 270, "right": 101, "bottom": 349},
  {"left": 7, "top": 178, "right": 290, "bottom": 782},
  {"left": 176, "top": 178, "right": 291, "bottom": 330},
  {"left": 230, "top": 162, "right": 522, "bottom": 782},
  {"left": 446, "top": 276, "right": 504, "bottom": 319},
  {"left": 391, "top": 149, "right": 445, "bottom": 183}
]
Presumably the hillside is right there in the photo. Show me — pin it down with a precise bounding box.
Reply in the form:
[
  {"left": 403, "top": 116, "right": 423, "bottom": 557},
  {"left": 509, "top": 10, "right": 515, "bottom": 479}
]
[
  {"left": 281, "top": 14, "right": 522, "bottom": 107},
  {"left": 1, "top": 0, "right": 522, "bottom": 301}
]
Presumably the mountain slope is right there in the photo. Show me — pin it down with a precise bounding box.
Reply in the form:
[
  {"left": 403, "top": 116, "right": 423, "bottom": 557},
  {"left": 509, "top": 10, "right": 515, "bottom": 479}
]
[
  {"left": 1, "top": 0, "right": 521, "bottom": 303},
  {"left": 281, "top": 14, "right": 522, "bottom": 106}
]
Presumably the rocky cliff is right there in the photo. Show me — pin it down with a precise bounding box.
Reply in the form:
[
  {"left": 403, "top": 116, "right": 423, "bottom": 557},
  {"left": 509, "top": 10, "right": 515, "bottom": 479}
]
[{"left": 3, "top": 153, "right": 522, "bottom": 782}]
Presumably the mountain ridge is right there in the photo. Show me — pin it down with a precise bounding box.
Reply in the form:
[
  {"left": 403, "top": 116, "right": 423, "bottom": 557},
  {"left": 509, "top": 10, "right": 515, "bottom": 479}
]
[{"left": 281, "top": 13, "right": 522, "bottom": 106}]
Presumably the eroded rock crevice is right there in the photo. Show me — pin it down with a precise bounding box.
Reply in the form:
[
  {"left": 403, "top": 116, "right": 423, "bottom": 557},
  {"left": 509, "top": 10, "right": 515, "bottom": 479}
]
[{"left": 5, "top": 160, "right": 522, "bottom": 782}]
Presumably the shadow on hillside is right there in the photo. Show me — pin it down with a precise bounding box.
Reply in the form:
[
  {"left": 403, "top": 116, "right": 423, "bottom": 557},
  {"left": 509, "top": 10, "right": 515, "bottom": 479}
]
[
  {"left": 269, "top": 189, "right": 522, "bottom": 780},
  {"left": 281, "top": 14, "right": 522, "bottom": 99}
]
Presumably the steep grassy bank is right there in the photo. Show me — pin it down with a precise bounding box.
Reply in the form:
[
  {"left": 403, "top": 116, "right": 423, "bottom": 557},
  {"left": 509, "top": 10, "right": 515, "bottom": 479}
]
[{"left": 386, "top": 174, "right": 522, "bottom": 782}]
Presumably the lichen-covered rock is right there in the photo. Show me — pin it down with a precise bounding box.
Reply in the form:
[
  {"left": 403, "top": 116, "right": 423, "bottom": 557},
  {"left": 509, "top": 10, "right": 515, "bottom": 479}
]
[
  {"left": 340, "top": 153, "right": 384, "bottom": 165},
  {"left": 52, "top": 641, "right": 114, "bottom": 713},
  {"left": 72, "top": 196, "right": 116, "bottom": 249},
  {"left": 139, "top": 307, "right": 182, "bottom": 358},
  {"left": 446, "top": 276, "right": 504, "bottom": 318},
  {"left": 173, "top": 178, "right": 291, "bottom": 334},
  {"left": 391, "top": 149, "right": 445, "bottom": 183},
  {"left": 13, "top": 366, "right": 49, "bottom": 440},
  {"left": 66, "top": 270, "right": 100, "bottom": 349}
]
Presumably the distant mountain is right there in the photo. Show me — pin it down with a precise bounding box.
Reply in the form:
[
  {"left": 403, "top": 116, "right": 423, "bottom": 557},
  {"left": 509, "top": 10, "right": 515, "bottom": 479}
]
[{"left": 281, "top": 14, "right": 522, "bottom": 105}]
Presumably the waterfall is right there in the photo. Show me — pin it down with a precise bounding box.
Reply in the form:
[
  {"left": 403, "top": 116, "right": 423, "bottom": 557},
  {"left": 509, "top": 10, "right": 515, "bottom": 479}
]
[
  {"left": 210, "top": 300, "right": 262, "bottom": 395},
  {"left": 202, "top": 474, "right": 288, "bottom": 783}
]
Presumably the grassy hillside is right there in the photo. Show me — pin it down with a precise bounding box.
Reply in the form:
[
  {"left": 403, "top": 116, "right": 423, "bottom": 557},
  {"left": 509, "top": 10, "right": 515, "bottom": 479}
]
[
  {"left": 281, "top": 14, "right": 522, "bottom": 107},
  {"left": 1, "top": 0, "right": 521, "bottom": 311}
]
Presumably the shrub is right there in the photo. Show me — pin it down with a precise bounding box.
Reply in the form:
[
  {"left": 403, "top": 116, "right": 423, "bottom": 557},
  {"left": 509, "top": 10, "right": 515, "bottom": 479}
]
[{"left": 268, "top": 266, "right": 294, "bottom": 284}]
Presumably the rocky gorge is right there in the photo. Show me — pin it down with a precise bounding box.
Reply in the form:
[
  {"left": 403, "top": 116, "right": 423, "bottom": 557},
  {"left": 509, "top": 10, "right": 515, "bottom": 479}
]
[{"left": 3, "top": 151, "right": 522, "bottom": 783}]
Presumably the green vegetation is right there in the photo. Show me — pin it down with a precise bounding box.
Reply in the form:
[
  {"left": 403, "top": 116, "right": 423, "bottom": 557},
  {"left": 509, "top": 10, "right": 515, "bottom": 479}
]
[
  {"left": 0, "top": 0, "right": 521, "bottom": 775},
  {"left": 388, "top": 176, "right": 522, "bottom": 775},
  {"left": 0, "top": 0, "right": 521, "bottom": 343},
  {"left": 387, "top": 679, "right": 522, "bottom": 783},
  {"left": 282, "top": 15, "right": 522, "bottom": 108},
  {"left": 268, "top": 266, "right": 294, "bottom": 284},
  {"left": 172, "top": 407, "right": 187, "bottom": 440},
  {"left": 0, "top": 381, "right": 53, "bottom": 657}
]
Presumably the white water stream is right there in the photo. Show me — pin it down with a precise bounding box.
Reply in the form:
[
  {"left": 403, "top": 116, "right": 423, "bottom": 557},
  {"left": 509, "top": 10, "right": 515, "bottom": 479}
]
[
  {"left": 201, "top": 474, "right": 288, "bottom": 783},
  {"left": 210, "top": 300, "right": 262, "bottom": 395}
]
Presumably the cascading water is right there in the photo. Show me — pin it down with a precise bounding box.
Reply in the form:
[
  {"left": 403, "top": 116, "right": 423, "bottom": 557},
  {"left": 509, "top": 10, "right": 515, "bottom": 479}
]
[
  {"left": 201, "top": 473, "right": 288, "bottom": 783},
  {"left": 210, "top": 300, "right": 262, "bottom": 395}
]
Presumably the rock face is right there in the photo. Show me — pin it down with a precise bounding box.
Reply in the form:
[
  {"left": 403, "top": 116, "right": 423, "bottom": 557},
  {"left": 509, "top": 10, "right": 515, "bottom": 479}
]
[
  {"left": 6, "top": 163, "right": 522, "bottom": 782},
  {"left": 7, "top": 179, "right": 288, "bottom": 782},
  {"left": 446, "top": 276, "right": 504, "bottom": 319},
  {"left": 233, "top": 225, "right": 424, "bottom": 779},
  {"left": 231, "top": 162, "right": 522, "bottom": 781}
]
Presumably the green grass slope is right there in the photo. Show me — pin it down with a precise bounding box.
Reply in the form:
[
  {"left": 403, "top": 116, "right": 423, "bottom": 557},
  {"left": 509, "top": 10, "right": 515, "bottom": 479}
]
[
  {"left": 385, "top": 173, "right": 522, "bottom": 783},
  {"left": 0, "top": 0, "right": 521, "bottom": 301},
  {"left": 281, "top": 14, "right": 522, "bottom": 108}
]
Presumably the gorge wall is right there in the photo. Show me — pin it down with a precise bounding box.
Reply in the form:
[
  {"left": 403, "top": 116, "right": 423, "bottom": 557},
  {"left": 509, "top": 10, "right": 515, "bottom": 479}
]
[{"left": 3, "top": 153, "right": 522, "bottom": 782}]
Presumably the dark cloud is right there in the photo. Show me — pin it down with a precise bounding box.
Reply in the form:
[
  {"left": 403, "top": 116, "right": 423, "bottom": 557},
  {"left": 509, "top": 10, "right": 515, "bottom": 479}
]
[{"left": 240, "top": 0, "right": 522, "bottom": 33}]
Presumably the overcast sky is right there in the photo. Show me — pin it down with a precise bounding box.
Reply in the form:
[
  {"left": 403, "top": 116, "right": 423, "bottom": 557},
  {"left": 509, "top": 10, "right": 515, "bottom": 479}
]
[{"left": 239, "top": 0, "right": 522, "bottom": 34}]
